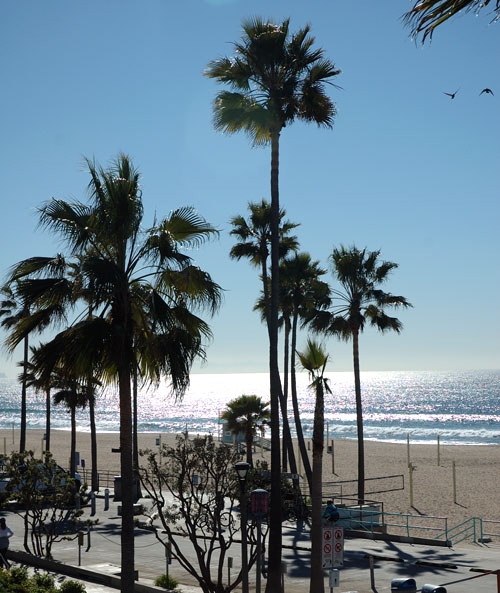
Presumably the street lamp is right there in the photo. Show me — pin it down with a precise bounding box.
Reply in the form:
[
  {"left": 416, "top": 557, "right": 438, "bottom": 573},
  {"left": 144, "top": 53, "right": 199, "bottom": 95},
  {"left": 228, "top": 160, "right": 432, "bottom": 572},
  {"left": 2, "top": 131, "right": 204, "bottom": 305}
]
[
  {"left": 251, "top": 488, "right": 269, "bottom": 593},
  {"left": 234, "top": 461, "right": 250, "bottom": 593}
]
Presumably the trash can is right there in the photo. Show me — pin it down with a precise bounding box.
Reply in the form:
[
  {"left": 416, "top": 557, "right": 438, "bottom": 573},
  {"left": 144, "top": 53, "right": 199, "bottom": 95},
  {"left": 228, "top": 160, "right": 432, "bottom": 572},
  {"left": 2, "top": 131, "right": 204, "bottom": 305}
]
[
  {"left": 113, "top": 476, "right": 122, "bottom": 501},
  {"left": 391, "top": 578, "right": 417, "bottom": 592},
  {"left": 421, "top": 586, "right": 447, "bottom": 593}
]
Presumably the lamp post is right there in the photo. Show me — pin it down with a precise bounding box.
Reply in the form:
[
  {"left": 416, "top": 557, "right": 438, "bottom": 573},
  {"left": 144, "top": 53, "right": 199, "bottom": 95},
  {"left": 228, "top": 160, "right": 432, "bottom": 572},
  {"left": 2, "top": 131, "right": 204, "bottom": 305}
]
[
  {"left": 235, "top": 461, "right": 250, "bottom": 593},
  {"left": 251, "top": 488, "right": 269, "bottom": 593}
]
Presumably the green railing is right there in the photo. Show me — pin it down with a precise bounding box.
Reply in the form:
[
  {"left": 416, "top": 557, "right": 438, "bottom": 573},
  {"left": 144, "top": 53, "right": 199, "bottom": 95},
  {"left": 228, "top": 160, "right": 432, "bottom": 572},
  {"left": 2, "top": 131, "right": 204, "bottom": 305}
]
[
  {"left": 439, "top": 517, "right": 500, "bottom": 545},
  {"left": 335, "top": 507, "right": 500, "bottom": 546},
  {"left": 439, "top": 517, "right": 481, "bottom": 545},
  {"left": 337, "top": 506, "right": 450, "bottom": 542}
]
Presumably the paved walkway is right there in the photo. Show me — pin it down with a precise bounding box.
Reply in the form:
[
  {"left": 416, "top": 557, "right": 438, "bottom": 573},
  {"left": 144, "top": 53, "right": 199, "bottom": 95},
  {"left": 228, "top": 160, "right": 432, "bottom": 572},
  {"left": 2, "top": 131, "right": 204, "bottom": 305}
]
[{"left": 3, "top": 492, "right": 500, "bottom": 593}]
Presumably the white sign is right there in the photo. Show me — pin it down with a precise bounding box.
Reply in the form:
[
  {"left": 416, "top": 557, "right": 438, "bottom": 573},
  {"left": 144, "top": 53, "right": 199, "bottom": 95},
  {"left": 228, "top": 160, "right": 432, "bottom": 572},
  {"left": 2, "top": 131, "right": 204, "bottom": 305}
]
[
  {"left": 332, "top": 526, "right": 344, "bottom": 567},
  {"left": 322, "top": 527, "right": 333, "bottom": 568}
]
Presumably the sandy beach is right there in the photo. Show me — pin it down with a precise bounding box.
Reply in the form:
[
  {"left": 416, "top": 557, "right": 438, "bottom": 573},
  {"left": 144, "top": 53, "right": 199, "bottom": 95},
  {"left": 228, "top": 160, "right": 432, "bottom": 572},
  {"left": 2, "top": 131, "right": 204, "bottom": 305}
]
[{"left": 1, "top": 428, "right": 499, "bottom": 528}]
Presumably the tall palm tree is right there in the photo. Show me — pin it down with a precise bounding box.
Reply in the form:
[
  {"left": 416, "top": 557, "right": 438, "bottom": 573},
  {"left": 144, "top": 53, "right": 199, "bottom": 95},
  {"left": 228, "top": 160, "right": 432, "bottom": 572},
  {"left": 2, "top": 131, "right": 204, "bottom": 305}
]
[
  {"left": 230, "top": 199, "right": 298, "bottom": 472},
  {"left": 279, "top": 254, "right": 330, "bottom": 493},
  {"left": 297, "top": 339, "right": 331, "bottom": 593},
  {"left": 311, "top": 245, "right": 412, "bottom": 503},
  {"left": 221, "top": 394, "right": 270, "bottom": 466},
  {"left": 404, "top": 0, "right": 500, "bottom": 42},
  {"left": 8, "top": 154, "right": 222, "bottom": 593},
  {"left": 207, "top": 23, "right": 340, "bottom": 588}
]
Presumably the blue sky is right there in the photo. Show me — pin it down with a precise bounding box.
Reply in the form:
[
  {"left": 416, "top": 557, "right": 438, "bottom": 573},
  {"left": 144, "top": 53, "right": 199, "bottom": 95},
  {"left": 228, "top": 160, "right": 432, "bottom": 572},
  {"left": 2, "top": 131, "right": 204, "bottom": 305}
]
[{"left": 1, "top": 0, "right": 498, "bottom": 377}]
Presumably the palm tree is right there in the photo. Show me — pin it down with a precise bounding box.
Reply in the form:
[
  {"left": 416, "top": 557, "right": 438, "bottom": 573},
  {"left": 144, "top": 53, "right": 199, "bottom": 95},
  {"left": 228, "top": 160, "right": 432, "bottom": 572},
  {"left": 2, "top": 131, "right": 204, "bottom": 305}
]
[
  {"left": 0, "top": 283, "right": 30, "bottom": 452},
  {"left": 297, "top": 338, "right": 331, "bottom": 593},
  {"left": 8, "top": 154, "right": 222, "bottom": 593},
  {"left": 230, "top": 199, "right": 298, "bottom": 472},
  {"left": 52, "top": 373, "right": 89, "bottom": 479},
  {"left": 22, "top": 345, "right": 56, "bottom": 462},
  {"left": 230, "top": 199, "right": 299, "bottom": 329},
  {"left": 311, "top": 245, "right": 412, "bottom": 503},
  {"left": 207, "top": 23, "right": 340, "bottom": 588},
  {"left": 2, "top": 254, "right": 77, "bottom": 456},
  {"left": 278, "top": 254, "right": 330, "bottom": 493},
  {"left": 404, "top": 0, "right": 500, "bottom": 42},
  {"left": 221, "top": 395, "right": 270, "bottom": 465}
]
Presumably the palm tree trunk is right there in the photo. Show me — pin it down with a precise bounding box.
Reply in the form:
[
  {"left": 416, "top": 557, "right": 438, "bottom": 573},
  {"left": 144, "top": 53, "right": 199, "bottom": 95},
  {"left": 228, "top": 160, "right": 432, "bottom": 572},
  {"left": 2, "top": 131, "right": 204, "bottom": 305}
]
[
  {"left": 282, "top": 319, "right": 290, "bottom": 471},
  {"left": 20, "top": 335, "right": 28, "bottom": 452},
  {"left": 274, "top": 318, "right": 298, "bottom": 478},
  {"left": 266, "top": 128, "right": 283, "bottom": 593},
  {"left": 119, "top": 363, "right": 135, "bottom": 593},
  {"left": 70, "top": 406, "right": 76, "bottom": 478},
  {"left": 132, "top": 364, "right": 143, "bottom": 500},
  {"left": 45, "top": 388, "right": 51, "bottom": 463},
  {"left": 291, "top": 312, "right": 312, "bottom": 491},
  {"left": 309, "top": 381, "right": 325, "bottom": 593},
  {"left": 89, "top": 393, "right": 99, "bottom": 492},
  {"left": 245, "top": 429, "right": 253, "bottom": 466},
  {"left": 352, "top": 329, "right": 365, "bottom": 504},
  {"left": 265, "top": 256, "right": 295, "bottom": 475}
]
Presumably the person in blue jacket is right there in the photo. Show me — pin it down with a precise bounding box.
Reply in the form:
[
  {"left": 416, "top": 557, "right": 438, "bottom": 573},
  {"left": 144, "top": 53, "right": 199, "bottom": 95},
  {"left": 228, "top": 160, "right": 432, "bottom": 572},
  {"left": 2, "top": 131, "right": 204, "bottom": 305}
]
[{"left": 322, "top": 499, "right": 340, "bottom": 524}]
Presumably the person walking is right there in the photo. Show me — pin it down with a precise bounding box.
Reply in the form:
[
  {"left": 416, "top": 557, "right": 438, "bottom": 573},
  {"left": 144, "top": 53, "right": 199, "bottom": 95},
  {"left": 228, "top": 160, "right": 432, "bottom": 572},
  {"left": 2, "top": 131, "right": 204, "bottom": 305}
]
[{"left": 0, "top": 517, "right": 13, "bottom": 568}]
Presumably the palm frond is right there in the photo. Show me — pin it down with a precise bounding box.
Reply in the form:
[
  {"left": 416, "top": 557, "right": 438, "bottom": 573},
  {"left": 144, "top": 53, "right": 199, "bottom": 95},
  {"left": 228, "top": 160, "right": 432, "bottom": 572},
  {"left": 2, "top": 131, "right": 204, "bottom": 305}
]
[{"left": 403, "top": 0, "right": 500, "bottom": 42}]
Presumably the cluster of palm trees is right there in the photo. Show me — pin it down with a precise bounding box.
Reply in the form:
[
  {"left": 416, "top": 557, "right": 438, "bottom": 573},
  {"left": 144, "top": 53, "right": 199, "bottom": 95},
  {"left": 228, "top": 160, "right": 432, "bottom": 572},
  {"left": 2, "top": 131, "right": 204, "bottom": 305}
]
[
  {"left": 1, "top": 155, "right": 222, "bottom": 592},
  {"left": 208, "top": 17, "right": 411, "bottom": 593},
  {"left": 229, "top": 197, "right": 412, "bottom": 591},
  {"left": 0, "top": 14, "right": 416, "bottom": 593},
  {"left": 206, "top": 19, "right": 342, "bottom": 591}
]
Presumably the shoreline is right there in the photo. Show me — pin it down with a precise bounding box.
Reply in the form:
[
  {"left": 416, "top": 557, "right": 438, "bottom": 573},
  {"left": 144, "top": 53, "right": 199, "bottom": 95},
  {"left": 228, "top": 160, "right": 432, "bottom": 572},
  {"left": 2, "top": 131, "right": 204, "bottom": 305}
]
[
  {"left": 1, "top": 425, "right": 496, "bottom": 447},
  {"left": 1, "top": 428, "right": 499, "bottom": 526}
]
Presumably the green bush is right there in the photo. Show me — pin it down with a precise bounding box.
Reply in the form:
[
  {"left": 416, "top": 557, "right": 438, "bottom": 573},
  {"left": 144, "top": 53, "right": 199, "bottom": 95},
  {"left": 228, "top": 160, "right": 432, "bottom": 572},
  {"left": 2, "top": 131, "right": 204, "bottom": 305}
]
[
  {"left": 33, "top": 572, "right": 56, "bottom": 589},
  {"left": 58, "top": 580, "right": 86, "bottom": 593},
  {"left": 154, "top": 573, "right": 179, "bottom": 591},
  {"left": 8, "top": 565, "right": 29, "bottom": 584}
]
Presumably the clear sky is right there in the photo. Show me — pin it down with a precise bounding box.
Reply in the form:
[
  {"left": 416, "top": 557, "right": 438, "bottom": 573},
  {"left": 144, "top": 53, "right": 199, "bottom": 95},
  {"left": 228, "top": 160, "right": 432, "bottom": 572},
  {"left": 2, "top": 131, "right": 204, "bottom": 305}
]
[{"left": 1, "top": 0, "right": 498, "bottom": 378}]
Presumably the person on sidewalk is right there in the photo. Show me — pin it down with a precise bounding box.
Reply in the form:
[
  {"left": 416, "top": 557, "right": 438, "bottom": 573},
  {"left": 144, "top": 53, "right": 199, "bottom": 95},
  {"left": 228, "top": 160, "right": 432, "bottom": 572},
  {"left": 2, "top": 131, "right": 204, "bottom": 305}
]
[{"left": 0, "top": 517, "right": 13, "bottom": 568}]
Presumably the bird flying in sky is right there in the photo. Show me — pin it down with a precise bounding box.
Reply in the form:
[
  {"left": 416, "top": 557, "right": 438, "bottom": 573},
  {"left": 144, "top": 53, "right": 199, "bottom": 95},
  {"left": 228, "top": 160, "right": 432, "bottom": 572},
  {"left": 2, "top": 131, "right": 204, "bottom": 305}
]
[
  {"left": 479, "top": 88, "right": 494, "bottom": 96},
  {"left": 443, "top": 89, "right": 459, "bottom": 99}
]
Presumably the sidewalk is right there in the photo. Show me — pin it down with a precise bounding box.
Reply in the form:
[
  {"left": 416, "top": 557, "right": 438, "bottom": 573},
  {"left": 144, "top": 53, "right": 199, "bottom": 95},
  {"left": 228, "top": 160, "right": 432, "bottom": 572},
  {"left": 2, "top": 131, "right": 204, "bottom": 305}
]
[{"left": 4, "top": 491, "right": 500, "bottom": 593}]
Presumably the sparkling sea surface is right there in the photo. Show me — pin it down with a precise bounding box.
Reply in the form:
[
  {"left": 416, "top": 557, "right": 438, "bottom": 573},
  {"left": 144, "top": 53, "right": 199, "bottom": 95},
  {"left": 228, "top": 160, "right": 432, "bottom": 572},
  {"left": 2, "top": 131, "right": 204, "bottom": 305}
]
[{"left": 0, "top": 370, "right": 499, "bottom": 445}]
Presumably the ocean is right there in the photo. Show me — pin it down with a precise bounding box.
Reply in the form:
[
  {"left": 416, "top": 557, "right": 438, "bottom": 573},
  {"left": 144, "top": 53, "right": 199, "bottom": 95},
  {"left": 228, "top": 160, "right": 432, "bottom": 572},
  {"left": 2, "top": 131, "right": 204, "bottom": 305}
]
[{"left": 0, "top": 369, "right": 499, "bottom": 445}]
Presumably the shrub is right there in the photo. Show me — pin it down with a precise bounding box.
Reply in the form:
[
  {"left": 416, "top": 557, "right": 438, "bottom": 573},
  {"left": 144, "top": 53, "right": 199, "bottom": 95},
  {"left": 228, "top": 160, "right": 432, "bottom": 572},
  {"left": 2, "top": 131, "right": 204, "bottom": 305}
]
[
  {"left": 9, "top": 566, "right": 29, "bottom": 584},
  {"left": 34, "top": 572, "right": 56, "bottom": 589},
  {"left": 154, "top": 574, "right": 179, "bottom": 590},
  {"left": 59, "top": 579, "right": 86, "bottom": 593}
]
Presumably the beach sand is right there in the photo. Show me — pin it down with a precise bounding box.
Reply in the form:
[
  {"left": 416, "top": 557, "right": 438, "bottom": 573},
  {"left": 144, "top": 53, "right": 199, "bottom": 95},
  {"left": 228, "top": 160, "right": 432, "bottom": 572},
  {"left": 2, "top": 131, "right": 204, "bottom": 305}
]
[{"left": 1, "top": 428, "right": 499, "bottom": 527}]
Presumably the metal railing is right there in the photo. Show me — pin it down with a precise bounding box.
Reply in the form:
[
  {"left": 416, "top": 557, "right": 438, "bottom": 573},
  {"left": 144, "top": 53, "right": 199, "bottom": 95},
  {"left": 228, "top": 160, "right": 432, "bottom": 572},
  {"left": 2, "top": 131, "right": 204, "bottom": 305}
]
[
  {"left": 483, "top": 519, "right": 500, "bottom": 541},
  {"left": 439, "top": 517, "right": 500, "bottom": 545},
  {"left": 322, "top": 474, "right": 404, "bottom": 502},
  {"left": 332, "top": 504, "right": 451, "bottom": 542},
  {"left": 79, "top": 468, "right": 120, "bottom": 490}
]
